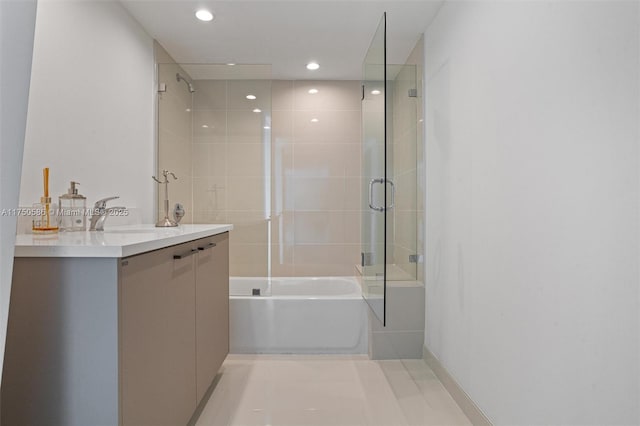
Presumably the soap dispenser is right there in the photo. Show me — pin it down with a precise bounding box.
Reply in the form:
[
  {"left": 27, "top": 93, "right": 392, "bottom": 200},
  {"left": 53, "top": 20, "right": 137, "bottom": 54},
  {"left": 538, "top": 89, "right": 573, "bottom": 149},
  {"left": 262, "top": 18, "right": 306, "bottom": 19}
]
[{"left": 59, "top": 181, "right": 86, "bottom": 231}]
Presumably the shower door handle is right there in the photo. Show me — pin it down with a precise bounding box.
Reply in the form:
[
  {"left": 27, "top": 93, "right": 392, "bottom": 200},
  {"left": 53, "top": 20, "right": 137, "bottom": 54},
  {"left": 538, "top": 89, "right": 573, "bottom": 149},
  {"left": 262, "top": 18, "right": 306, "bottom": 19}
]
[
  {"left": 368, "top": 178, "right": 394, "bottom": 212},
  {"left": 387, "top": 179, "right": 395, "bottom": 210},
  {"left": 369, "top": 178, "right": 385, "bottom": 212}
]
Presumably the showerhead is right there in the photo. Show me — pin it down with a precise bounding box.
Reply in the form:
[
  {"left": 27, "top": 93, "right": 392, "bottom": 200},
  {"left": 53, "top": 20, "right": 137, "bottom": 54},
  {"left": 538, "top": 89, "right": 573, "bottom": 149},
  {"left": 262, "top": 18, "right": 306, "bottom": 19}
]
[{"left": 176, "top": 73, "right": 195, "bottom": 93}]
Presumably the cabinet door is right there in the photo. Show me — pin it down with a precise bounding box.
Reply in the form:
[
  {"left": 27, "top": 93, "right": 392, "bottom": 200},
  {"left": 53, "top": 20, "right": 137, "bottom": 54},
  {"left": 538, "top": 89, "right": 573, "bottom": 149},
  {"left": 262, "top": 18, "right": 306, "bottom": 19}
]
[
  {"left": 120, "top": 242, "right": 197, "bottom": 426},
  {"left": 195, "top": 232, "right": 230, "bottom": 402}
]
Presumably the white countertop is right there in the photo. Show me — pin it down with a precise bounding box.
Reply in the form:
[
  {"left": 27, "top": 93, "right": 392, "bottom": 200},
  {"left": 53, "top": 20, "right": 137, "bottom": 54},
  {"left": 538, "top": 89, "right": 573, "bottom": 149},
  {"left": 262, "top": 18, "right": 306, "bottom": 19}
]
[{"left": 14, "top": 224, "right": 233, "bottom": 258}]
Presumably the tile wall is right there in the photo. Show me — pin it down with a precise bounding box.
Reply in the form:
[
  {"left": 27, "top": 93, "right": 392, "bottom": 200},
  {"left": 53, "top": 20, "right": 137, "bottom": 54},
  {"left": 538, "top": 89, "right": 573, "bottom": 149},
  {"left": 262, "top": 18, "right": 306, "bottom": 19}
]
[
  {"left": 271, "top": 80, "right": 362, "bottom": 276},
  {"left": 180, "top": 78, "right": 362, "bottom": 277},
  {"left": 191, "top": 79, "right": 272, "bottom": 277},
  {"left": 156, "top": 46, "right": 193, "bottom": 224},
  {"left": 157, "top": 57, "right": 420, "bottom": 281}
]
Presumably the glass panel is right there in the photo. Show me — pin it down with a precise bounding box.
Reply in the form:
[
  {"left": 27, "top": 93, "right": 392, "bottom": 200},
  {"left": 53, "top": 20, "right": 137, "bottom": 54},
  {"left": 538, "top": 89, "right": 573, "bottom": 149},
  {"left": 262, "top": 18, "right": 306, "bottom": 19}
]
[
  {"left": 157, "top": 63, "right": 272, "bottom": 277},
  {"left": 387, "top": 64, "right": 418, "bottom": 281},
  {"left": 157, "top": 63, "right": 195, "bottom": 224},
  {"left": 361, "top": 13, "right": 387, "bottom": 325}
]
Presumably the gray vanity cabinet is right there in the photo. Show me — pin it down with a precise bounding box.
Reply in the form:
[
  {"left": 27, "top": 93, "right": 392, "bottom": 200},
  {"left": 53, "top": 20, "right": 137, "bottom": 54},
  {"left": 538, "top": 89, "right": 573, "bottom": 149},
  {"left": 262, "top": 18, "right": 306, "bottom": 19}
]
[
  {"left": 1, "top": 232, "right": 230, "bottom": 426},
  {"left": 120, "top": 239, "right": 197, "bottom": 426},
  {"left": 195, "top": 233, "right": 230, "bottom": 402}
]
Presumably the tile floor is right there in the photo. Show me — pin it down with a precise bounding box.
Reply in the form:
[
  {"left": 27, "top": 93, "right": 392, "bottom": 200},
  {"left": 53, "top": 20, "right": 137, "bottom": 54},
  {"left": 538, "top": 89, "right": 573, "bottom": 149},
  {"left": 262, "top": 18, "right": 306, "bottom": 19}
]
[{"left": 195, "top": 355, "right": 471, "bottom": 426}]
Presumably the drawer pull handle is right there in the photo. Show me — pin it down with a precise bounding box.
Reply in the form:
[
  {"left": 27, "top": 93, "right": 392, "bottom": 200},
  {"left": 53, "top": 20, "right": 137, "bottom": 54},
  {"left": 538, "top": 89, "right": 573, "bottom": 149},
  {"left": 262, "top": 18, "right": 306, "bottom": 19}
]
[
  {"left": 173, "top": 249, "right": 198, "bottom": 260},
  {"left": 198, "top": 242, "right": 217, "bottom": 251}
]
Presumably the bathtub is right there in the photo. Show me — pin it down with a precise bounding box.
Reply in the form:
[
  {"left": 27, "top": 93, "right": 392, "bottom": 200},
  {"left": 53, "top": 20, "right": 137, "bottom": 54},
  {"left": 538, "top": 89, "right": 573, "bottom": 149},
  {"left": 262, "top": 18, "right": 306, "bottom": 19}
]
[{"left": 229, "top": 276, "right": 368, "bottom": 354}]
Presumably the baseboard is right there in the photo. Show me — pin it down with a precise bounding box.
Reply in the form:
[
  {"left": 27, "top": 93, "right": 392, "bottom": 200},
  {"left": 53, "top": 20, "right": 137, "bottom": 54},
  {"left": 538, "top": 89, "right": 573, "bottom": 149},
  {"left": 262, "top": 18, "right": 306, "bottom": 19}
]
[
  {"left": 188, "top": 372, "right": 222, "bottom": 426},
  {"left": 423, "top": 345, "right": 492, "bottom": 426}
]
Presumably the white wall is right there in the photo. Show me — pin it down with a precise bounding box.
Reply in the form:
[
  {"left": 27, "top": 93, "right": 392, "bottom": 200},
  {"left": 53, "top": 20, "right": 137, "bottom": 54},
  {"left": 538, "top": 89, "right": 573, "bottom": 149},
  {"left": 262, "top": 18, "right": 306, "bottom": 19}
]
[
  {"left": 424, "top": 1, "right": 639, "bottom": 424},
  {"left": 0, "top": 0, "right": 38, "bottom": 378},
  {"left": 20, "top": 0, "right": 155, "bottom": 222}
]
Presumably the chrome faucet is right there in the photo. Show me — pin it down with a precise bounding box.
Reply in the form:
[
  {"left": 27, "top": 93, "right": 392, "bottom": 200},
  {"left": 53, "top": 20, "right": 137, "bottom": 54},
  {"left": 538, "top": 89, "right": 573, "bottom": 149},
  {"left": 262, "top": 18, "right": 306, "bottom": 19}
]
[
  {"left": 153, "top": 170, "right": 179, "bottom": 227},
  {"left": 89, "top": 196, "right": 124, "bottom": 231}
]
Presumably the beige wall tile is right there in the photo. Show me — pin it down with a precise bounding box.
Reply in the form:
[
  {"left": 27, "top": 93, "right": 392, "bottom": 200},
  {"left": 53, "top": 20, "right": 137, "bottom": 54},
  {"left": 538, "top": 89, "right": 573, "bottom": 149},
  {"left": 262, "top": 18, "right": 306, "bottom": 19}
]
[
  {"left": 393, "top": 132, "right": 417, "bottom": 176},
  {"left": 193, "top": 176, "right": 226, "bottom": 213},
  {"left": 271, "top": 262, "right": 295, "bottom": 277},
  {"left": 159, "top": 92, "right": 191, "bottom": 137},
  {"left": 192, "top": 143, "right": 209, "bottom": 178},
  {"left": 272, "top": 80, "right": 294, "bottom": 110},
  {"left": 227, "top": 176, "right": 267, "bottom": 211},
  {"left": 293, "top": 80, "right": 361, "bottom": 111},
  {"left": 226, "top": 211, "right": 269, "bottom": 244},
  {"left": 193, "top": 110, "right": 226, "bottom": 143},
  {"left": 293, "top": 211, "right": 360, "bottom": 244},
  {"left": 344, "top": 177, "right": 362, "bottom": 211},
  {"left": 293, "top": 143, "right": 360, "bottom": 178},
  {"left": 227, "top": 80, "right": 271, "bottom": 111},
  {"left": 271, "top": 243, "right": 294, "bottom": 276},
  {"left": 160, "top": 78, "right": 367, "bottom": 277},
  {"left": 393, "top": 210, "right": 417, "bottom": 254},
  {"left": 293, "top": 264, "right": 356, "bottom": 277},
  {"left": 193, "top": 210, "right": 227, "bottom": 224},
  {"left": 292, "top": 177, "right": 360, "bottom": 211},
  {"left": 272, "top": 110, "right": 294, "bottom": 143},
  {"left": 229, "top": 243, "right": 268, "bottom": 277},
  {"left": 293, "top": 244, "right": 360, "bottom": 266},
  {"left": 227, "top": 143, "right": 266, "bottom": 177},
  {"left": 192, "top": 143, "right": 226, "bottom": 178},
  {"left": 270, "top": 211, "right": 294, "bottom": 246},
  {"left": 227, "top": 110, "right": 268, "bottom": 144},
  {"left": 158, "top": 131, "right": 191, "bottom": 182},
  {"left": 193, "top": 80, "right": 227, "bottom": 110},
  {"left": 271, "top": 142, "right": 294, "bottom": 212},
  {"left": 230, "top": 262, "right": 268, "bottom": 277},
  {"left": 394, "top": 170, "right": 417, "bottom": 211},
  {"left": 293, "top": 110, "right": 361, "bottom": 144}
]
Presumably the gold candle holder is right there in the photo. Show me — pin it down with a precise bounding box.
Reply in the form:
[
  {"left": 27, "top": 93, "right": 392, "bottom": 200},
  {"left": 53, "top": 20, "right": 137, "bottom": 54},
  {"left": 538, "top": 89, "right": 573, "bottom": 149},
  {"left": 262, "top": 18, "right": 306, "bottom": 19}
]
[{"left": 32, "top": 168, "right": 58, "bottom": 234}]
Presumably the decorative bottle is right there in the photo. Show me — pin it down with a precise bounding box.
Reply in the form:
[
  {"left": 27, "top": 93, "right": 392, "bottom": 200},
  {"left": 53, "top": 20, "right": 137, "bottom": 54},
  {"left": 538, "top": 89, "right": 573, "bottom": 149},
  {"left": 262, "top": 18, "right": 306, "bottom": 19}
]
[{"left": 58, "top": 181, "right": 86, "bottom": 232}]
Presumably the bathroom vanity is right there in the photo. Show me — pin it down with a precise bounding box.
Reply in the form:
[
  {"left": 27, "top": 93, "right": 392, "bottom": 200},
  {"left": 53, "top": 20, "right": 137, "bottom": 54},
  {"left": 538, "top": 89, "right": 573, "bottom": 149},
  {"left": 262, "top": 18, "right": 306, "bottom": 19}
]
[{"left": 2, "top": 224, "right": 232, "bottom": 426}]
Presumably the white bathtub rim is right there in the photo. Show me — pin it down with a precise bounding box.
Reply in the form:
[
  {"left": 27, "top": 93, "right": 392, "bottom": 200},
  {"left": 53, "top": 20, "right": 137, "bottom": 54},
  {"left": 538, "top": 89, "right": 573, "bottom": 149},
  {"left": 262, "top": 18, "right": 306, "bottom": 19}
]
[{"left": 230, "top": 276, "right": 362, "bottom": 299}]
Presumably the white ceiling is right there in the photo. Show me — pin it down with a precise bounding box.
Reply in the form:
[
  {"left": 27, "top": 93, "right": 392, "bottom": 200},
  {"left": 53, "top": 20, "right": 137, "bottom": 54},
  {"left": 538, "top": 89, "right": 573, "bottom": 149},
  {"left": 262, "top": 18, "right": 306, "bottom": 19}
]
[{"left": 121, "top": 0, "right": 444, "bottom": 80}]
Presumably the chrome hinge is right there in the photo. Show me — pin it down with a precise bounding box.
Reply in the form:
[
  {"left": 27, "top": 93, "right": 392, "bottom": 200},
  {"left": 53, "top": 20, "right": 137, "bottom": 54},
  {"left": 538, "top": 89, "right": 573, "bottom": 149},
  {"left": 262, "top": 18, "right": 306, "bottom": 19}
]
[
  {"left": 408, "top": 88, "right": 418, "bottom": 98},
  {"left": 361, "top": 252, "right": 373, "bottom": 266},
  {"left": 409, "top": 254, "right": 423, "bottom": 263}
]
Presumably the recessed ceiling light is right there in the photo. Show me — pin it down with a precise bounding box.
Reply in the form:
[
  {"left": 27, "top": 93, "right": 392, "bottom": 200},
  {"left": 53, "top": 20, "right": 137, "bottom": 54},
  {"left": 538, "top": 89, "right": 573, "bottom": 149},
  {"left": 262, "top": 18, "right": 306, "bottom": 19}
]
[
  {"left": 371, "top": 90, "right": 381, "bottom": 95},
  {"left": 185, "top": 108, "right": 191, "bottom": 112},
  {"left": 310, "top": 118, "right": 319, "bottom": 123},
  {"left": 246, "top": 94, "right": 256, "bottom": 100},
  {"left": 195, "top": 9, "right": 214, "bottom": 22},
  {"left": 226, "top": 63, "right": 236, "bottom": 66},
  {"left": 201, "top": 124, "right": 209, "bottom": 128},
  {"left": 308, "top": 88, "right": 319, "bottom": 94},
  {"left": 306, "top": 62, "right": 320, "bottom": 70},
  {"left": 253, "top": 108, "right": 262, "bottom": 113},
  {"left": 263, "top": 126, "right": 271, "bottom": 130}
]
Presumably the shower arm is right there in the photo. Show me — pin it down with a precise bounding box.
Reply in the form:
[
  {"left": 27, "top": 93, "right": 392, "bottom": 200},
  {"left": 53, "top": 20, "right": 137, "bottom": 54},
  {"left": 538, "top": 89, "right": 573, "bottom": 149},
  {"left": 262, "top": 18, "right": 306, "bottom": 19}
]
[{"left": 176, "top": 73, "right": 195, "bottom": 93}]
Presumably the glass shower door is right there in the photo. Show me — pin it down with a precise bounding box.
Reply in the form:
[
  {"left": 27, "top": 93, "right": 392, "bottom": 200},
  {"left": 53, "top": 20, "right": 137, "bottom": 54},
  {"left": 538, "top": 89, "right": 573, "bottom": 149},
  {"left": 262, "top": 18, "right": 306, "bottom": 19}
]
[{"left": 361, "top": 13, "right": 388, "bottom": 325}]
